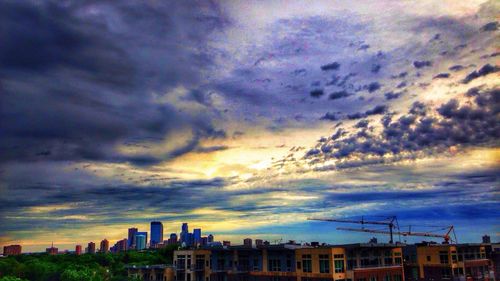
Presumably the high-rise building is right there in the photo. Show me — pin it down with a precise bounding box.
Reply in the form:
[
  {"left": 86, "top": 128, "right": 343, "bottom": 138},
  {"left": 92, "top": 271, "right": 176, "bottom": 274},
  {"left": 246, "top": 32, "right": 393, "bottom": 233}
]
[
  {"left": 208, "top": 234, "right": 214, "bottom": 243},
  {"left": 128, "top": 227, "right": 138, "bottom": 248},
  {"left": 168, "top": 233, "right": 178, "bottom": 245},
  {"left": 134, "top": 231, "right": 148, "bottom": 248},
  {"left": 135, "top": 234, "right": 147, "bottom": 250},
  {"left": 223, "top": 241, "right": 231, "bottom": 246},
  {"left": 3, "top": 245, "right": 22, "bottom": 256},
  {"left": 87, "top": 242, "right": 96, "bottom": 254},
  {"left": 193, "top": 228, "right": 202, "bottom": 245},
  {"left": 100, "top": 239, "right": 109, "bottom": 253},
  {"left": 180, "top": 223, "right": 189, "bottom": 245},
  {"left": 243, "top": 238, "right": 252, "bottom": 247},
  {"left": 255, "top": 239, "right": 263, "bottom": 247},
  {"left": 75, "top": 245, "right": 82, "bottom": 255},
  {"left": 201, "top": 237, "right": 208, "bottom": 246},
  {"left": 46, "top": 243, "right": 58, "bottom": 255},
  {"left": 150, "top": 221, "right": 164, "bottom": 247},
  {"left": 112, "top": 238, "right": 128, "bottom": 253},
  {"left": 482, "top": 235, "right": 491, "bottom": 243}
]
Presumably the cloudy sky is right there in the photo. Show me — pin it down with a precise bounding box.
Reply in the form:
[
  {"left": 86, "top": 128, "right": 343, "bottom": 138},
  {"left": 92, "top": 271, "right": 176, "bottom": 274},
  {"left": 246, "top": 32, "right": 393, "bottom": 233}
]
[{"left": 0, "top": 0, "right": 499, "bottom": 252}]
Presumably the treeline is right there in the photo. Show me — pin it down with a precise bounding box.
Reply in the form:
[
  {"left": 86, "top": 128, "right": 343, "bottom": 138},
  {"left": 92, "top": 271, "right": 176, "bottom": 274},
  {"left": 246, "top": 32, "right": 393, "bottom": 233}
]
[{"left": 0, "top": 245, "right": 177, "bottom": 281}]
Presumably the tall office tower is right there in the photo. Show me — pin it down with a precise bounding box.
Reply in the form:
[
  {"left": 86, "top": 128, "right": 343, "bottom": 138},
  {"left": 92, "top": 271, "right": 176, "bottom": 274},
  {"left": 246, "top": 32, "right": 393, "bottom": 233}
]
[
  {"left": 3, "top": 245, "right": 22, "bottom": 256},
  {"left": 208, "top": 234, "right": 214, "bottom": 243},
  {"left": 75, "top": 245, "right": 82, "bottom": 255},
  {"left": 135, "top": 234, "right": 146, "bottom": 250},
  {"left": 169, "top": 233, "right": 178, "bottom": 245},
  {"left": 128, "top": 227, "right": 138, "bottom": 248},
  {"left": 100, "top": 239, "right": 109, "bottom": 253},
  {"left": 243, "top": 238, "right": 252, "bottom": 247},
  {"left": 180, "top": 223, "right": 189, "bottom": 245},
  {"left": 135, "top": 231, "right": 148, "bottom": 248},
  {"left": 255, "top": 239, "right": 264, "bottom": 247},
  {"left": 193, "top": 228, "right": 202, "bottom": 245},
  {"left": 46, "top": 243, "right": 58, "bottom": 255},
  {"left": 482, "top": 235, "right": 491, "bottom": 243},
  {"left": 201, "top": 237, "right": 208, "bottom": 246},
  {"left": 150, "top": 221, "right": 164, "bottom": 247},
  {"left": 87, "top": 242, "right": 96, "bottom": 254}
]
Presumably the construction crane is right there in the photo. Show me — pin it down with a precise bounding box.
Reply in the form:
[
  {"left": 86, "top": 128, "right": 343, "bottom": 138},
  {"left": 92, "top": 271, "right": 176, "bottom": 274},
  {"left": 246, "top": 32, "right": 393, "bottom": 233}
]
[
  {"left": 308, "top": 216, "right": 399, "bottom": 243},
  {"left": 337, "top": 225, "right": 457, "bottom": 244}
]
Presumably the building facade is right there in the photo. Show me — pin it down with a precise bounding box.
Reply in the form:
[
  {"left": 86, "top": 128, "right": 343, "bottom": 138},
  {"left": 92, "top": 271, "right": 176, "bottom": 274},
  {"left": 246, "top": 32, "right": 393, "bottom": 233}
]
[
  {"left": 75, "top": 245, "right": 82, "bottom": 255},
  {"left": 100, "top": 239, "right": 110, "bottom": 253},
  {"left": 88, "top": 242, "right": 96, "bottom": 254},
  {"left": 171, "top": 243, "right": 404, "bottom": 281},
  {"left": 129, "top": 227, "right": 139, "bottom": 248},
  {"left": 3, "top": 245, "right": 22, "bottom": 256},
  {"left": 403, "top": 242, "right": 495, "bottom": 281},
  {"left": 152, "top": 222, "right": 164, "bottom": 247}
]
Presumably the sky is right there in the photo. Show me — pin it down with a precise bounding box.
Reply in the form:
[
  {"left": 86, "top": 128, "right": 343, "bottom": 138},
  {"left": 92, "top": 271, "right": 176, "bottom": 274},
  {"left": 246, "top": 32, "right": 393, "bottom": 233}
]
[{"left": 0, "top": 0, "right": 499, "bottom": 253}]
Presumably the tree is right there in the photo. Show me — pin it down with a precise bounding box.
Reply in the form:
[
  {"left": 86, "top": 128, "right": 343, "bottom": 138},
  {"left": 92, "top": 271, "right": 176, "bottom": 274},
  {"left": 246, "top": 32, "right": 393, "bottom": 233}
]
[{"left": 0, "top": 277, "right": 29, "bottom": 281}]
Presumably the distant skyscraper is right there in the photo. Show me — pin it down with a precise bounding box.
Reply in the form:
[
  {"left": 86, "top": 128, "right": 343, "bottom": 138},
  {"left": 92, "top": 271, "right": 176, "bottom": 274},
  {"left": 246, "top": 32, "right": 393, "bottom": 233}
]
[
  {"left": 193, "top": 228, "right": 202, "bottom": 245},
  {"left": 243, "top": 238, "right": 252, "bottom": 247},
  {"left": 113, "top": 238, "right": 128, "bottom": 252},
  {"left": 3, "top": 245, "right": 22, "bottom": 256},
  {"left": 168, "top": 233, "right": 178, "bottom": 245},
  {"left": 482, "top": 235, "right": 491, "bottom": 243},
  {"left": 100, "top": 239, "right": 109, "bottom": 253},
  {"left": 208, "top": 234, "right": 214, "bottom": 243},
  {"left": 87, "top": 242, "right": 96, "bottom": 254},
  {"left": 134, "top": 231, "right": 148, "bottom": 248},
  {"left": 180, "top": 223, "right": 189, "bottom": 245},
  {"left": 128, "top": 227, "right": 138, "bottom": 248},
  {"left": 201, "top": 237, "right": 208, "bottom": 246},
  {"left": 223, "top": 241, "right": 231, "bottom": 246},
  {"left": 46, "top": 243, "right": 58, "bottom": 255},
  {"left": 150, "top": 221, "right": 164, "bottom": 247},
  {"left": 135, "top": 234, "right": 146, "bottom": 250},
  {"left": 75, "top": 245, "right": 82, "bottom": 255},
  {"left": 255, "top": 239, "right": 263, "bottom": 247}
]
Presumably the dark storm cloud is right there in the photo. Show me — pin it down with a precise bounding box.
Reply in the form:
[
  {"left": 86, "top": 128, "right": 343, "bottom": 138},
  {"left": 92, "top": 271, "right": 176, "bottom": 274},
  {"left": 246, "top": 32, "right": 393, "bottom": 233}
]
[
  {"left": 320, "top": 112, "right": 338, "bottom": 121},
  {"left": 384, "top": 92, "right": 402, "bottom": 100},
  {"left": 310, "top": 89, "right": 325, "bottom": 98},
  {"left": 413, "top": 60, "right": 432, "bottom": 68},
  {"left": 366, "top": 82, "right": 382, "bottom": 93},
  {"left": 0, "top": 1, "right": 230, "bottom": 165},
  {"left": 329, "top": 91, "right": 353, "bottom": 100},
  {"left": 433, "top": 73, "right": 450, "bottom": 79},
  {"left": 480, "top": 21, "right": 498, "bottom": 31},
  {"left": 304, "top": 87, "right": 500, "bottom": 166},
  {"left": 462, "top": 64, "right": 500, "bottom": 84},
  {"left": 320, "top": 62, "right": 341, "bottom": 71}
]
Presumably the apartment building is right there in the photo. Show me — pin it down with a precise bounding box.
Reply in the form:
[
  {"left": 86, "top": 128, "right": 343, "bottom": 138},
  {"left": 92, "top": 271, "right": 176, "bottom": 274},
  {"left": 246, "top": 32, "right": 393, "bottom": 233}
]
[
  {"left": 171, "top": 243, "right": 404, "bottom": 281},
  {"left": 403, "top": 242, "right": 495, "bottom": 281}
]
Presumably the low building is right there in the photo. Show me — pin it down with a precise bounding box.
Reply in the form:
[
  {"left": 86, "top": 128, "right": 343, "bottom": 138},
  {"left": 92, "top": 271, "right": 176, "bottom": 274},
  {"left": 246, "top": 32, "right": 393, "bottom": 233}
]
[
  {"left": 46, "top": 243, "right": 58, "bottom": 255},
  {"left": 3, "top": 245, "right": 22, "bottom": 256},
  {"left": 171, "top": 242, "right": 404, "bottom": 281},
  {"left": 403, "top": 242, "right": 494, "bottom": 281}
]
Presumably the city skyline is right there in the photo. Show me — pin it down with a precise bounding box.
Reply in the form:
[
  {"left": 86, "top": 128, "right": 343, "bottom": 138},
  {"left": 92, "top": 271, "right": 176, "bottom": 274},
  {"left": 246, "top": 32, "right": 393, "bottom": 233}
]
[{"left": 1, "top": 1, "right": 499, "bottom": 254}]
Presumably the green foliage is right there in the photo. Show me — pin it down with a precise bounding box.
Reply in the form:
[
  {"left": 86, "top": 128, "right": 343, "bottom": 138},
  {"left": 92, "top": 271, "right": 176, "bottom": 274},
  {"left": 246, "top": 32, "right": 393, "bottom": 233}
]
[
  {"left": 0, "top": 248, "right": 174, "bottom": 281},
  {"left": 0, "top": 276, "right": 29, "bottom": 281}
]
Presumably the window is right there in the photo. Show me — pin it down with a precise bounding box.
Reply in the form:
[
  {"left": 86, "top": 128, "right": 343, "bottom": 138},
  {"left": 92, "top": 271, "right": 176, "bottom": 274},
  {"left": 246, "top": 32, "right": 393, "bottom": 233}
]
[
  {"left": 296, "top": 261, "right": 301, "bottom": 270},
  {"left": 253, "top": 258, "right": 259, "bottom": 271},
  {"left": 394, "top": 257, "right": 402, "bottom": 265},
  {"left": 319, "top": 254, "right": 330, "bottom": 273},
  {"left": 441, "top": 268, "right": 451, "bottom": 279},
  {"left": 439, "top": 251, "right": 449, "bottom": 264},
  {"left": 384, "top": 275, "right": 391, "bottom": 281},
  {"left": 369, "top": 277, "right": 377, "bottom": 281},
  {"left": 302, "top": 255, "right": 312, "bottom": 273},
  {"left": 393, "top": 275, "right": 401, "bottom": 281},
  {"left": 384, "top": 257, "right": 392, "bottom": 265},
  {"left": 347, "top": 259, "right": 357, "bottom": 270},
  {"left": 357, "top": 279, "right": 367, "bottom": 281},
  {"left": 268, "top": 258, "right": 281, "bottom": 272},
  {"left": 426, "top": 256, "right": 431, "bottom": 262},
  {"left": 334, "top": 259, "right": 345, "bottom": 273}
]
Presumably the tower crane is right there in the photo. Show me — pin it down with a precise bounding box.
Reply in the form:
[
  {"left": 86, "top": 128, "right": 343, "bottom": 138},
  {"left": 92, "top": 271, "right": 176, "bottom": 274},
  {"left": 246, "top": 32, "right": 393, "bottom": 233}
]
[
  {"left": 336, "top": 225, "right": 457, "bottom": 244},
  {"left": 308, "top": 216, "right": 399, "bottom": 244}
]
